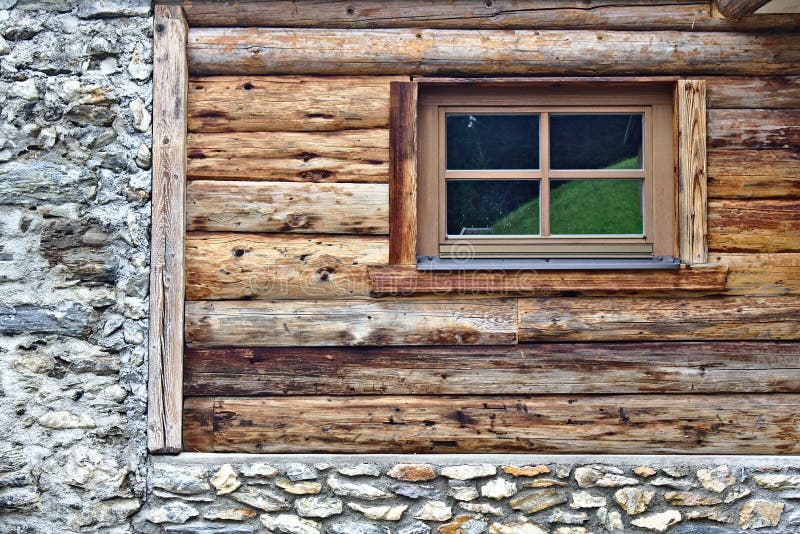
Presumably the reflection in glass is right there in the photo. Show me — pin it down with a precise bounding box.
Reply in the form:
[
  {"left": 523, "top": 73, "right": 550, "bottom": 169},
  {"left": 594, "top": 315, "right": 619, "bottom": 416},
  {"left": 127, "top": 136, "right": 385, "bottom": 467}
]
[
  {"left": 550, "top": 179, "right": 644, "bottom": 235},
  {"left": 446, "top": 180, "right": 540, "bottom": 236},
  {"left": 550, "top": 114, "right": 643, "bottom": 170},
  {"left": 446, "top": 114, "right": 539, "bottom": 170}
]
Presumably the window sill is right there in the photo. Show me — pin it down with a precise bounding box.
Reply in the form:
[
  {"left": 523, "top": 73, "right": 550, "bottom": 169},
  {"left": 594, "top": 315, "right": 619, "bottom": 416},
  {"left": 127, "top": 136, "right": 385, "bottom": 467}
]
[
  {"left": 417, "top": 256, "right": 680, "bottom": 271},
  {"left": 368, "top": 262, "right": 728, "bottom": 295}
]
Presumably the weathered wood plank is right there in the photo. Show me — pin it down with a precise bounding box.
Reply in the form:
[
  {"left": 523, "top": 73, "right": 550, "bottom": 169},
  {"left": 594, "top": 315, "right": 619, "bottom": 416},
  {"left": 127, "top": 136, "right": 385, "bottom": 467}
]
[
  {"left": 186, "top": 181, "right": 389, "bottom": 233},
  {"left": 185, "top": 298, "right": 518, "bottom": 347},
  {"left": 368, "top": 265, "right": 727, "bottom": 295},
  {"left": 708, "top": 109, "right": 800, "bottom": 150},
  {"left": 162, "top": 0, "right": 800, "bottom": 32},
  {"left": 389, "top": 81, "right": 418, "bottom": 265},
  {"left": 708, "top": 199, "right": 800, "bottom": 252},
  {"left": 147, "top": 5, "right": 187, "bottom": 454},
  {"left": 518, "top": 295, "right": 800, "bottom": 341},
  {"left": 182, "top": 397, "right": 213, "bottom": 452},
  {"left": 187, "top": 76, "right": 398, "bottom": 133},
  {"left": 183, "top": 342, "right": 800, "bottom": 396},
  {"left": 185, "top": 233, "right": 388, "bottom": 300},
  {"left": 677, "top": 80, "right": 708, "bottom": 265},
  {"left": 708, "top": 149, "right": 800, "bottom": 199},
  {"left": 715, "top": 253, "right": 800, "bottom": 295},
  {"left": 716, "top": 0, "right": 771, "bottom": 19},
  {"left": 707, "top": 77, "right": 800, "bottom": 109},
  {"left": 183, "top": 394, "right": 800, "bottom": 454},
  {"left": 187, "top": 28, "right": 800, "bottom": 76},
  {"left": 187, "top": 130, "right": 389, "bottom": 182}
]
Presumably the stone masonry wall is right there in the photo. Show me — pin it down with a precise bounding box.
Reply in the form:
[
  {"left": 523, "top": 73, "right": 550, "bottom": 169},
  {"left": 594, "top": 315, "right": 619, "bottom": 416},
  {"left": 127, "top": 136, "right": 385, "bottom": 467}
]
[{"left": 0, "top": 0, "right": 152, "bottom": 531}]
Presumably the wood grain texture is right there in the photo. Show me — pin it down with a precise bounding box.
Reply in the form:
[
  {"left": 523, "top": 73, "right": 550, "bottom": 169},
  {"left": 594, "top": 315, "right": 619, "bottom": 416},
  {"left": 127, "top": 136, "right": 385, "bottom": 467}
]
[
  {"left": 182, "top": 397, "right": 213, "bottom": 451},
  {"left": 389, "top": 81, "right": 418, "bottom": 265},
  {"left": 368, "top": 265, "right": 728, "bottom": 296},
  {"left": 708, "top": 149, "right": 800, "bottom": 199},
  {"left": 161, "top": 0, "right": 800, "bottom": 31},
  {"left": 185, "top": 298, "right": 518, "bottom": 347},
  {"left": 708, "top": 109, "right": 800, "bottom": 150},
  {"left": 187, "top": 76, "right": 398, "bottom": 132},
  {"left": 716, "top": 0, "right": 771, "bottom": 18},
  {"left": 186, "top": 28, "right": 800, "bottom": 76},
  {"left": 186, "top": 181, "right": 389, "bottom": 233},
  {"left": 183, "top": 394, "right": 800, "bottom": 454},
  {"left": 185, "top": 233, "right": 388, "bottom": 300},
  {"left": 518, "top": 295, "right": 800, "bottom": 342},
  {"left": 708, "top": 199, "right": 800, "bottom": 252},
  {"left": 147, "top": 5, "right": 187, "bottom": 454},
  {"left": 706, "top": 76, "right": 800, "bottom": 109},
  {"left": 183, "top": 342, "right": 800, "bottom": 396},
  {"left": 715, "top": 253, "right": 800, "bottom": 295},
  {"left": 187, "top": 130, "right": 389, "bottom": 182},
  {"left": 677, "top": 80, "right": 708, "bottom": 265}
]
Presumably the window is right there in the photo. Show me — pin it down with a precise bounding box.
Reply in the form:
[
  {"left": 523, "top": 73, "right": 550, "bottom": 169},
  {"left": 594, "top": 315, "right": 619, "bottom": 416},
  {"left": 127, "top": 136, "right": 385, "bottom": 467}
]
[{"left": 417, "top": 85, "right": 676, "bottom": 266}]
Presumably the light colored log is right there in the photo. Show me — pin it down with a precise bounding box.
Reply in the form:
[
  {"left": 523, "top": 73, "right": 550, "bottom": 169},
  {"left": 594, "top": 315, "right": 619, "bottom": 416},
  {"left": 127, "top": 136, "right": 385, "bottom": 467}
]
[
  {"left": 368, "top": 265, "right": 728, "bottom": 295},
  {"left": 162, "top": 0, "right": 800, "bottom": 32},
  {"left": 708, "top": 149, "right": 800, "bottom": 199},
  {"left": 187, "top": 76, "right": 399, "bottom": 132},
  {"left": 183, "top": 342, "right": 800, "bottom": 396},
  {"left": 185, "top": 233, "right": 388, "bottom": 300},
  {"left": 677, "top": 80, "right": 708, "bottom": 265},
  {"left": 183, "top": 394, "right": 800, "bottom": 454},
  {"left": 187, "top": 28, "right": 800, "bottom": 76},
  {"left": 147, "top": 5, "right": 187, "bottom": 454},
  {"left": 185, "top": 298, "right": 518, "bottom": 347},
  {"left": 708, "top": 109, "right": 800, "bottom": 150},
  {"left": 708, "top": 199, "right": 800, "bottom": 253},
  {"left": 389, "top": 81, "right": 417, "bottom": 265},
  {"left": 706, "top": 76, "right": 800, "bottom": 109},
  {"left": 716, "top": 0, "right": 771, "bottom": 19},
  {"left": 714, "top": 253, "right": 800, "bottom": 295},
  {"left": 518, "top": 295, "right": 800, "bottom": 341}
]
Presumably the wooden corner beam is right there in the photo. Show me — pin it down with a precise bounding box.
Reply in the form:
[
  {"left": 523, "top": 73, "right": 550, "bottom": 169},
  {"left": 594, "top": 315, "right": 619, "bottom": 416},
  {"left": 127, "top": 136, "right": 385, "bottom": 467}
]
[
  {"left": 677, "top": 80, "right": 708, "bottom": 265},
  {"left": 715, "top": 0, "right": 772, "bottom": 19},
  {"left": 389, "top": 81, "right": 418, "bottom": 265},
  {"left": 148, "top": 4, "right": 188, "bottom": 454}
]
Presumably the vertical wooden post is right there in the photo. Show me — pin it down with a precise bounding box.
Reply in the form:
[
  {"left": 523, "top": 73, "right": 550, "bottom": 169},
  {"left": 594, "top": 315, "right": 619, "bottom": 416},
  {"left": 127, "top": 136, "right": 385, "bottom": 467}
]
[
  {"left": 676, "top": 80, "right": 708, "bottom": 265},
  {"left": 389, "top": 81, "right": 419, "bottom": 265},
  {"left": 148, "top": 5, "right": 188, "bottom": 453}
]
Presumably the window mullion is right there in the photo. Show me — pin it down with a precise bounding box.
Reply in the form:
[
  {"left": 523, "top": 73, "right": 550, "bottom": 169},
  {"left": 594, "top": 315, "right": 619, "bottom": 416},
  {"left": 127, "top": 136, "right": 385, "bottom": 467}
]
[{"left": 540, "top": 112, "right": 550, "bottom": 237}]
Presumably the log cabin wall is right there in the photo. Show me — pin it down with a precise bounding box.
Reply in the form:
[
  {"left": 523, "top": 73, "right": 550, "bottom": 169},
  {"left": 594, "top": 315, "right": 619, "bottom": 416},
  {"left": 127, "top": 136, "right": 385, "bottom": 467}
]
[{"left": 167, "top": 1, "right": 800, "bottom": 454}]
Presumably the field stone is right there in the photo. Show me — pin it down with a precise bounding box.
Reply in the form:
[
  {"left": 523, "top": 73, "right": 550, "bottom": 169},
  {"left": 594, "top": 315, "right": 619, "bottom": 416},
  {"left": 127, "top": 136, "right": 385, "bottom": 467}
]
[
  {"left": 685, "top": 507, "right": 735, "bottom": 524},
  {"left": 393, "top": 484, "right": 440, "bottom": 500},
  {"left": 448, "top": 481, "right": 479, "bottom": 502},
  {"left": 724, "top": 485, "right": 752, "bottom": 503},
  {"left": 569, "top": 491, "right": 607, "bottom": 509},
  {"left": 662, "top": 467, "right": 690, "bottom": 478},
  {"left": 210, "top": 464, "right": 240, "bottom": 495},
  {"left": 326, "top": 475, "right": 391, "bottom": 500},
  {"left": 460, "top": 519, "right": 489, "bottom": 534},
  {"left": 630, "top": 510, "right": 682, "bottom": 532},
  {"left": 143, "top": 501, "right": 199, "bottom": 524},
  {"left": 481, "top": 478, "right": 517, "bottom": 500},
  {"left": 522, "top": 478, "right": 566, "bottom": 489},
  {"left": 738, "top": 499, "right": 784, "bottom": 529},
  {"left": 348, "top": 502, "right": 408, "bottom": 521},
  {"left": 414, "top": 500, "right": 453, "bottom": 522},
  {"left": 437, "top": 513, "right": 475, "bottom": 534},
  {"left": 241, "top": 463, "right": 278, "bottom": 479},
  {"left": 488, "top": 518, "right": 547, "bottom": 534},
  {"left": 546, "top": 510, "right": 588, "bottom": 524},
  {"left": 459, "top": 502, "right": 504, "bottom": 516},
  {"left": 649, "top": 477, "right": 696, "bottom": 491},
  {"left": 399, "top": 521, "right": 432, "bottom": 534},
  {"left": 614, "top": 487, "right": 655, "bottom": 515},
  {"left": 338, "top": 464, "right": 380, "bottom": 477},
  {"left": 294, "top": 496, "right": 343, "bottom": 518},
  {"left": 38, "top": 410, "right": 95, "bottom": 429},
  {"left": 202, "top": 504, "right": 257, "bottom": 521},
  {"left": 573, "top": 466, "right": 638, "bottom": 488},
  {"left": 230, "top": 487, "right": 290, "bottom": 512},
  {"left": 664, "top": 491, "right": 723, "bottom": 507},
  {"left": 328, "top": 521, "right": 391, "bottom": 534},
  {"left": 696, "top": 466, "right": 735, "bottom": 493},
  {"left": 276, "top": 478, "right": 322, "bottom": 495},
  {"left": 151, "top": 464, "right": 210, "bottom": 495},
  {"left": 596, "top": 507, "right": 624, "bottom": 532},
  {"left": 634, "top": 467, "right": 657, "bottom": 478},
  {"left": 164, "top": 526, "right": 254, "bottom": 534},
  {"left": 753, "top": 473, "right": 800, "bottom": 490},
  {"left": 441, "top": 464, "right": 496, "bottom": 481},
  {"left": 260, "top": 513, "right": 320, "bottom": 534},
  {"left": 509, "top": 489, "right": 567, "bottom": 514},
  {"left": 501, "top": 465, "right": 549, "bottom": 478},
  {"left": 388, "top": 463, "right": 437, "bottom": 482}
]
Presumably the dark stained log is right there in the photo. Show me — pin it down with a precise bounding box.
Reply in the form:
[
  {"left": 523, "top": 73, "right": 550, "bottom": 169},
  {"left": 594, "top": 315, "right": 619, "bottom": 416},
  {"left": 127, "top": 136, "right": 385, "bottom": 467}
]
[
  {"left": 717, "top": 253, "right": 800, "bottom": 296},
  {"left": 159, "top": 1, "right": 800, "bottom": 32},
  {"left": 368, "top": 265, "right": 728, "bottom": 296},
  {"left": 185, "top": 298, "right": 518, "bottom": 347},
  {"left": 389, "top": 81, "right": 418, "bottom": 265},
  {"left": 518, "top": 295, "right": 800, "bottom": 341},
  {"left": 706, "top": 77, "right": 800, "bottom": 109},
  {"left": 187, "top": 76, "right": 399, "bottom": 133},
  {"left": 183, "top": 394, "right": 800, "bottom": 454},
  {"left": 708, "top": 149, "right": 800, "bottom": 199},
  {"left": 185, "top": 233, "right": 388, "bottom": 300},
  {"left": 716, "top": 0, "right": 771, "bottom": 19},
  {"left": 708, "top": 199, "right": 800, "bottom": 252},
  {"left": 186, "top": 182, "right": 389, "bottom": 233},
  {"left": 182, "top": 397, "right": 213, "bottom": 451},
  {"left": 187, "top": 28, "right": 800, "bottom": 76},
  {"left": 187, "top": 130, "right": 389, "bottom": 183},
  {"left": 183, "top": 342, "right": 800, "bottom": 396},
  {"left": 708, "top": 109, "right": 800, "bottom": 150}
]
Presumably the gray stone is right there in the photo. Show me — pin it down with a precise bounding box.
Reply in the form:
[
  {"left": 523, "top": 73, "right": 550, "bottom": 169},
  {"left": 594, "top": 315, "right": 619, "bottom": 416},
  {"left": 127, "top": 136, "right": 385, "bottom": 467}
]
[
  {"left": 327, "top": 521, "right": 391, "bottom": 534},
  {"left": 0, "top": 303, "right": 91, "bottom": 337},
  {"left": 449, "top": 480, "right": 480, "bottom": 502},
  {"left": 348, "top": 502, "right": 408, "bottom": 521},
  {"left": 481, "top": 478, "right": 517, "bottom": 499},
  {"left": 488, "top": 518, "right": 547, "bottom": 534},
  {"left": 326, "top": 474, "right": 390, "bottom": 500},
  {"left": 753, "top": 473, "right": 800, "bottom": 490},
  {"left": 697, "top": 465, "right": 735, "bottom": 493},
  {"left": 684, "top": 507, "right": 735, "bottom": 524},
  {"left": 151, "top": 464, "right": 210, "bottom": 495},
  {"left": 630, "top": 510, "right": 682, "bottom": 532},
  {"left": 295, "top": 496, "right": 343, "bottom": 519},
  {"left": 135, "top": 142, "right": 151, "bottom": 169},
  {"left": 546, "top": 510, "right": 588, "bottom": 524},
  {"left": 569, "top": 491, "right": 606, "bottom": 509},
  {"left": 596, "top": 507, "right": 624, "bottom": 532},
  {"left": 210, "top": 464, "right": 241, "bottom": 495},
  {"left": 614, "top": 487, "right": 655, "bottom": 515},
  {"left": 393, "top": 484, "right": 440, "bottom": 500},
  {"left": 338, "top": 463, "right": 380, "bottom": 477},
  {"left": 724, "top": 485, "right": 752, "bottom": 503},
  {"left": 509, "top": 489, "right": 567, "bottom": 514},
  {"left": 287, "top": 463, "right": 318, "bottom": 481},
  {"left": 230, "top": 487, "right": 290, "bottom": 512},
  {"left": 461, "top": 519, "right": 489, "bottom": 534},
  {"left": 0, "top": 488, "right": 40, "bottom": 512},
  {"left": 413, "top": 500, "right": 453, "bottom": 522},
  {"left": 664, "top": 491, "right": 723, "bottom": 506},
  {"left": 201, "top": 504, "right": 257, "bottom": 521},
  {"left": 573, "top": 466, "right": 638, "bottom": 488},
  {"left": 77, "top": 0, "right": 150, "bottom": 18},
  {"left": 0, "top": 160, "right": 96, "bottom": 204},
  {"left": 739, "top": 499, "right": 783, "bottom": 529},
  {"left": 129, "top": 97, "right": 151, "bottom": 132},
  {"left": 38, "top": 410, "right": 95, "bottom": 429},
  {"left": 650, "top": 477, "right": 696, "bottom": 491},
  {"left": 143, "top": 502, "right": 199, "bottom": 525},
  {"left": 261, "top": 514, "right": 321, "bottom": 534},
  {"left": 241, "top": 463, "right": 279, "bottom": 479},
  {"left": 165, "top": 526, "right": 254, "bottom": 534},
  {"left": 277, "top": 479, "right": 323, "bottom": 495},
  {"left": 441, "top": 464, "right": 497, "bottom": 480},
  {"left": 460, "top": 502, "right": 504, "bottom": 516},
  {"left": 399, "top": 521, "right": 431, "bottom": 534}
]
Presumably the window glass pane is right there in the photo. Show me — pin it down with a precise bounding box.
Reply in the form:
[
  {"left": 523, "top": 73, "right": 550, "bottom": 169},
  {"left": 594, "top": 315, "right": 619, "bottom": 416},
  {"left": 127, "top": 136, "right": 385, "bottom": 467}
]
[
  {"left": 550, "top": 114, "right": 643, "bottom": 170},
  {"left": 550, "top": 179, "right": 644, "bottom": 235},
  {"left": 446, "top": 114, "right": 539, "bottom": 170},
  {"left": 447, "top": 180, "right": 540, "bottom": 236}
]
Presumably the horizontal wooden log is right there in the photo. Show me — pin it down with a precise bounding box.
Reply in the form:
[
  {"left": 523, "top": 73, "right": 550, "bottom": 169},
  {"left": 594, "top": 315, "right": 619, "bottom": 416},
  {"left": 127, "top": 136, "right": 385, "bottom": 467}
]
[
  {"left": 185, "top": 233, "right": 388, "bottom": 300},
  {"left": 188, "top": 76, "right": 398, "bottom": 132},
  {"left": 187, "top": 130, "right": 388, "bottom": 182},
  {"left": 163, "top": 0, "right": 800, "bottom": 32},
  {"left": 186, "top": 181, "right": 389, "bottom": 233},
  {"left": 187, "top": 28, "right": 800, "bottom": 76},
  {"left": 708, "top": 199, "right": 800, "bottom": 252},
  {"left": 708, "top": 109, "right": 800, "bottom": 150},
  {"left": 717, "top": 253, "right": 800, "bottom": 295},
  {"left": 183, "top": 342, "right": 800, "bottom": 396},
  {"left": 518, "top": 295, "right": 800, "bottom": 341},
  {"left": 185, "top": 298, "right": 518, "bottom": 347},
  {"left": 708, "top": 149, "right": 800, "bottom": 199},
  {"left": 715, "top": 0, "right": 771, "bottom": 19},
  {"left": 183, "top": 396, "right": 213, "bottom": 451},
  {"left": 183, "top": 394, "right": 800, "bottom": 454},
  {"left": 706, "top": 76, "right": 800, "bottom": 109},
  {"left": 368, "top": 265, "right": 728, "bottom": 295}
]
